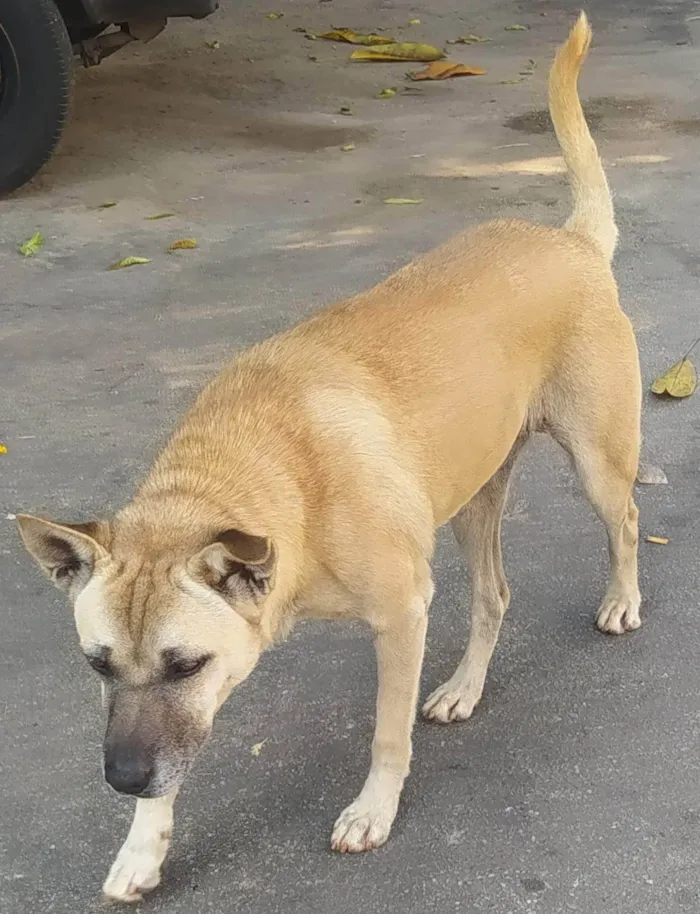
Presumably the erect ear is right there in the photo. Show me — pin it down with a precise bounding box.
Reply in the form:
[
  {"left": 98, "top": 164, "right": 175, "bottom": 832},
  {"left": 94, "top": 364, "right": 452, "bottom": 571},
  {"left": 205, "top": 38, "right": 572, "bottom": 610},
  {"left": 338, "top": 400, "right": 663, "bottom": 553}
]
[
  {"left": 16, "top": 514, "right": 111, "bottom": 594},
  {"left": 190, "top": 529, "right": 277, "bottom": 615}
]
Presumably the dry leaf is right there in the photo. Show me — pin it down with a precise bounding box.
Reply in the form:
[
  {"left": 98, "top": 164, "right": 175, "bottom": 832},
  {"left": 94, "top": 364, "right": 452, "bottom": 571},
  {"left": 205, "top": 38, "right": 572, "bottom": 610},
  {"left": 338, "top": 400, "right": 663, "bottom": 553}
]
[
  {"left": 341, "top": 143, "right": 356, "bottom": 151},
  {"left": 319, "top": 29, "right": 393, "bottom": 45},
  {"left": 0, "top": 444, "right": 7, "bottom": 454},
  {"left": 109, "top": 256, "right": 151, "bottom": 270},
  {"left": 99, "top": 200, "right": 117, "bottom": 208},
  {"left": 18, "top": 232, "right": 44, "bottom": 257},
  {"left": 377, "top": 87, "right": 397, "bottom": 97},
  {"left": 505, "top": 23, "right": 529, "bottom": 31},
  {"left": 651, "top": 358, "right": 697, "bottom": 398},
  {"left": 266, "top": 12, "right": 283, "bottom": 19},
  {"left": 448, "top": 34, "right": 490, "bottom": 44},
  {"left": 351, "top": 42, "right": 445, "bottom": 62},
  {"left": 338, "top": 106, "right": 354, "bottom": 115},
  {"left": 646, "top": 535, "right": 669, "bottom": 545},
  {"left": 409, "top": 60, "right": 485, "bottom": 80},
  {"left": 636, "top": 462, "right": 668, "bottom": 485},
  {"left": 145, "top": 212, "right": 176, "bottom": 220},
  {"left": 384, "top": 197, "right": 423, "bottom": 204},
  {"left": 500, "top": 78, "right": 525, "bottom": 84},
  {"left": 251, "top": 740, "right": 267, "bottom": 756},
  {"left": 205, "top": 40, "right": 220, "bottom": 49},
  {"left": 168, "top": 238, "right": 198, "bottom": 251}
]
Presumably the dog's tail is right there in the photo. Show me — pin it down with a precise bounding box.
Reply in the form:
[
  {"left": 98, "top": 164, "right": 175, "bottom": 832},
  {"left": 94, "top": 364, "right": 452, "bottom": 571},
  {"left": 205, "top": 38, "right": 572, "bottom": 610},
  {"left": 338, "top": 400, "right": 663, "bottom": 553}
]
[{"left": 548, "top": 12, "right": 617, "bottom": 262}]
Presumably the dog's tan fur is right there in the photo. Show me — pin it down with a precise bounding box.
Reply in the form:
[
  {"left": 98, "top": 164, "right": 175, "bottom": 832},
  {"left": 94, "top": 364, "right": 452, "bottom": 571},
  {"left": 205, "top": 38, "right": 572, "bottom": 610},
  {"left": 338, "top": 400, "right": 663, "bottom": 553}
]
[{"left": 18, "top": 14, "right": 642, "bottom": 904}]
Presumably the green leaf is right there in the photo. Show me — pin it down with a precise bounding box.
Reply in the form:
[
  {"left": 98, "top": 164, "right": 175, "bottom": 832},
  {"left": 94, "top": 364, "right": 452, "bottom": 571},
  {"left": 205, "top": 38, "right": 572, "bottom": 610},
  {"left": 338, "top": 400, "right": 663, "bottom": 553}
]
[{"left": 18, "top": 232, "right": 44, "bottom": 257}]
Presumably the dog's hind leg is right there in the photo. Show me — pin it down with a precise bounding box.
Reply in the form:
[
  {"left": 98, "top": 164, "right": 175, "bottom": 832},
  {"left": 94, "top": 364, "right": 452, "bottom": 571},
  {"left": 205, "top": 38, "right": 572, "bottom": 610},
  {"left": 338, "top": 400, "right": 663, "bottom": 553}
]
[
  {"left": 423, "top": 437, "right": 525, "bottom": 724},
  {"left": 102, "top": 791, "right": 177, "bottom": 903}
]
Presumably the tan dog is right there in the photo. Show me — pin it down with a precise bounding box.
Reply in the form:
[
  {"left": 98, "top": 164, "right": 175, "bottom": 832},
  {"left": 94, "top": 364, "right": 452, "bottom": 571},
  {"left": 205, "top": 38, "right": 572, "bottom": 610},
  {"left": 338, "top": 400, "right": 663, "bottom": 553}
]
[{"left": 18, "top": 13, "right": 642, "bottom": 904}]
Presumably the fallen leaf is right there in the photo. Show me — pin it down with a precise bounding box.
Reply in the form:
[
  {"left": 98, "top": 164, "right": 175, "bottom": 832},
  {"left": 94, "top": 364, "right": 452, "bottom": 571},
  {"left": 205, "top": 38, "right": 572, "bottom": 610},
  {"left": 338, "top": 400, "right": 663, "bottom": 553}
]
[
  {"left": 500, "top": 78, "right": 525, "bottom": 84},
  {"left": 651, "top": 358, "right": 697, "bottom": 398},
  {"left": 0, "top": 444, "right": 7, "bottom": 454},
  {"left": 505, "top": 23, "right": 529, "bottom": 31},
  {"left": 338, "top": 106, "right": 354, "bottom": 115},
  {"left": 448, "top": 33, "right": 490, "bottom": 44},
  {"left": 319, "top": 29, "right": 393, "bottom": 45},
  {"left": 251, "top": 740, "right": 267, "bottom": 756},
  {"left": 99, "top": 200, "right": 118, "bottom": 208},
  {"left": 205, "top": 40, "right": 219, "bottom": 49},
  {"left": 145, "top": 212, "right": 176, "bottom": 220},
  {"left": 18, "top": 232, "right": 44, "bottom": 257},
  {"left": 408, "top": 18, "right": 421, "bottom": 25},
  {"left": 351, "top": 42, "right": 445, "bottom": 62},
  {"left": 377, "top": 87, "right": 397, "bottom": 97},
  {"left": 168, "top": 238, "right": 198, "bottom": 251},
  {"left": 409, "top": 60, "right": 485, "bottom": 80},
  {"left": 384, "top": 197, "right": 423, "bottom": 204},
  {"left": 636, "top": 462, "right": 668, "bottom": 485},
  {"left": 266, "top": 12, "right": 283, "bottom": 19},
  {"left": 341, "top": 143, "right": 356, "bottom": 151},
  {"left": 109, "top": 256, "right": 151, "bottom": 270},
  {"left": 646, "top": 535, "right": 669, "bottom": 545}
]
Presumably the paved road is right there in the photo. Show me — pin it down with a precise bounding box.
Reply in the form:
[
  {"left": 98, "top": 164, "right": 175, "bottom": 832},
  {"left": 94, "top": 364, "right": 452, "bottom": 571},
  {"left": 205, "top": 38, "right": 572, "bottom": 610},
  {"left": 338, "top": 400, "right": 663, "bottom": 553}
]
[{"left": 2, "top": 1, "right": 700, "bottom": 911}]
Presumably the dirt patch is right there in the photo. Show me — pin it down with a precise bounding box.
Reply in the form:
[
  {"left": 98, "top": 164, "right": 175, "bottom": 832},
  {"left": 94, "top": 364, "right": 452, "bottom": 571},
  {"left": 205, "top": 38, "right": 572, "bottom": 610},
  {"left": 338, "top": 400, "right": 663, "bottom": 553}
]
[{"left": 505, "top": 96, "right": 658, "bottom": 134}]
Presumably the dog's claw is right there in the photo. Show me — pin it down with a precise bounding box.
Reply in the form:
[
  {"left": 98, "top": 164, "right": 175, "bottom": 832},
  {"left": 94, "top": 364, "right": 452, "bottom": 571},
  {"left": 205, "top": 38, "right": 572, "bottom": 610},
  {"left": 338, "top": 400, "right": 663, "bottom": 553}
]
[
  {"left": 596, "top": 594, "right": 641, "bottom": 634},
  {"left": 331, "top": 798, "right": 395, "bottom": 854},
  {"left": 422, "top": 681, "right": 480, "bottom": 723},
  {"left": 102, "top": 849, "right": 162, "bottom": 904}
]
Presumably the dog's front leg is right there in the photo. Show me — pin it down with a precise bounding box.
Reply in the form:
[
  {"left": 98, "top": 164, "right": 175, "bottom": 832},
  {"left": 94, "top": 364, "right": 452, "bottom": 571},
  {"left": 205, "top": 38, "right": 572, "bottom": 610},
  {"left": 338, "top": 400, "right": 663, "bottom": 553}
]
[
  {"left": 331, "top": 583, "right": 430, "bottom": 853},
  {"left": 102, "top": 791, "right": 177, "bottom": 903}
]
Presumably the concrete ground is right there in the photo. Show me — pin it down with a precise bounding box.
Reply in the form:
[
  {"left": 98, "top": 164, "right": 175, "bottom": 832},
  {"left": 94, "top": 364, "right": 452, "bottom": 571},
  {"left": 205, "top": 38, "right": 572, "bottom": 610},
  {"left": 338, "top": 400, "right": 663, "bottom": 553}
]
[{"left": 3, "top": 0, "right": 700, "bottom": 910}]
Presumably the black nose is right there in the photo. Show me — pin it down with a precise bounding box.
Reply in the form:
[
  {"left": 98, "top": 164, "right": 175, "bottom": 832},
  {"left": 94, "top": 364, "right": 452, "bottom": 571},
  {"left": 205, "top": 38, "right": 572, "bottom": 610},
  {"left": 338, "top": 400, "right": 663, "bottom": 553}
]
[{"left": 104, "top": 748, "right": 154, "bottom": 795}]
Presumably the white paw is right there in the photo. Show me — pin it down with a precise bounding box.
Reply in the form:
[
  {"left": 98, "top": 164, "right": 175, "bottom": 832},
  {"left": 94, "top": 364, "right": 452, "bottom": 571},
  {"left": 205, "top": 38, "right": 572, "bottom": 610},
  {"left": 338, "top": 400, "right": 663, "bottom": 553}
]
[
  {"left": 330, "top": 796, "right": 397, "bottom": 854},
  {"left": 422, "top": 680, "right": 481, "bottom": 723},
  {"left": 596, "top": 594, "right": 641, "bottom": 635},
  {"left": 102, "top": 846, "right": 163, "bottom": 904}
]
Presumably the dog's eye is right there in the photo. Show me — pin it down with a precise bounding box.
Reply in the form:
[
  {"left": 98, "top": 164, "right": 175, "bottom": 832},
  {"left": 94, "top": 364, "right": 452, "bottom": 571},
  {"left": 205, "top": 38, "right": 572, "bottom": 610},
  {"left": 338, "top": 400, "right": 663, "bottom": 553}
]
[
  {"left": 167, "top": 656, "right": 210, "bottom": 681},
  {"left": 87, "top": 655, "right": 112, "bottom": 677}
]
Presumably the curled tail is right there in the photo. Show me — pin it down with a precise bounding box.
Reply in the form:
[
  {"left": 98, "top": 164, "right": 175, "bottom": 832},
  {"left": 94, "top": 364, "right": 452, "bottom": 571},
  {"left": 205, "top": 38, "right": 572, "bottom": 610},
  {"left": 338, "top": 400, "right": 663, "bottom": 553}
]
[{"left": 548, "top": 12, "right": 617, "bottom": 262}]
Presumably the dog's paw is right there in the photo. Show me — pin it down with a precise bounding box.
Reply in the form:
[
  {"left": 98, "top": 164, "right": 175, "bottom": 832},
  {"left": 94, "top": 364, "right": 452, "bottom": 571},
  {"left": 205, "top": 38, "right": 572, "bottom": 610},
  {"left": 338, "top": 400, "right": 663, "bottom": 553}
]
[
  {"left": 102, "top": 847, "right": 163, "bottom": 904},
  {"left": 422, "top": 680, "right": 480, "bottom": 723},
  {"left": 596, "top": 594, "right": 641, "bottom": 635},
  {"left": 330, "top": 797, "right": 396, "bottom": 854}
]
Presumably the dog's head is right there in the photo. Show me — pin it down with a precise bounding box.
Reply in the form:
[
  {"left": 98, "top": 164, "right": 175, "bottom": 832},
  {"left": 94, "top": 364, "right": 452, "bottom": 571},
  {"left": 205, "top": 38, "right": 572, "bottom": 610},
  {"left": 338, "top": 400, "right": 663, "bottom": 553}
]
[{"left": 17, "top": 507, "right": 277, "bottom": 798}]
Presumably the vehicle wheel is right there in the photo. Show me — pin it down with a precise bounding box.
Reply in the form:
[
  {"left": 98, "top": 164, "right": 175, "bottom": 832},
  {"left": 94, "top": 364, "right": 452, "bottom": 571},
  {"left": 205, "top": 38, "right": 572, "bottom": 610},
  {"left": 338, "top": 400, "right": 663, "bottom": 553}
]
[{"left": 0, "top": 0, "right": 73, "bottom": 195}]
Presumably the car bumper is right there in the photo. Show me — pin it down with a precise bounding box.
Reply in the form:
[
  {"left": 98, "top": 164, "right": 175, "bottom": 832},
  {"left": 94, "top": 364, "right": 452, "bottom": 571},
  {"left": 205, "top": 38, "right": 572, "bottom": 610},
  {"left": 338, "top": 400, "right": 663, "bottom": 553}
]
[{"left": 81, "top": 1, "right": 218, "bottom": 23}]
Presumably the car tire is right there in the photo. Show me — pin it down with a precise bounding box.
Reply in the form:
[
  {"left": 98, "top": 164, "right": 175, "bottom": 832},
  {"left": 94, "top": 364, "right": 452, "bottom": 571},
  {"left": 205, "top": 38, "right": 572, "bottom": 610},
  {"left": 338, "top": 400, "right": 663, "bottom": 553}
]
[{"left": 0, "top": 0, "right": 73, "bottom": 196}]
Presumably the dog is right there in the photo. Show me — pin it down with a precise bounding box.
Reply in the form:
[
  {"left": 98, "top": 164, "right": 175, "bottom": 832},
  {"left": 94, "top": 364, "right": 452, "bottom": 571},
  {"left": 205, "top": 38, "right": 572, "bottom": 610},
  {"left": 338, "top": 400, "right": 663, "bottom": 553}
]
[{"left": 17, "top": 13, "right": 642, "bottom": 904}]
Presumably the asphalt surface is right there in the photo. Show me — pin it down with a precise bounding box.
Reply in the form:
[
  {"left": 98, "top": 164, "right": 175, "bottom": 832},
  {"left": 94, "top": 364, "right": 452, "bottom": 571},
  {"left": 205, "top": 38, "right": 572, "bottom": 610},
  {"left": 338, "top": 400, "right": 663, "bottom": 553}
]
[{"left": 3, "top": 1, "right": 700, "bottom": 912}]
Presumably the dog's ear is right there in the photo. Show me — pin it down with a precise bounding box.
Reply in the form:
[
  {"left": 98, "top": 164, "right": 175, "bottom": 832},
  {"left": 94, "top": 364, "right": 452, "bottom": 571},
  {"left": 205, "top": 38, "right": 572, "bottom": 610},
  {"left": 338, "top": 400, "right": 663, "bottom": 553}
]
[
  {"left": 16, "top": 514, "right": 110, "bottom": 594},
  {"left": 190, "top": 529, "right": 276, "bottom": 616}
]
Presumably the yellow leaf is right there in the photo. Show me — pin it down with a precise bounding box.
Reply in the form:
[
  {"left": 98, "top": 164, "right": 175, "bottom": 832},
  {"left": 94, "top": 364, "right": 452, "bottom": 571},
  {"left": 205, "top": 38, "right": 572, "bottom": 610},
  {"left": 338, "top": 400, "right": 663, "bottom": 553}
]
[
  {"left": 266, "top": 12, "right": 282, "bottom": 19},
  {"left": 377, "top": 87, "right": 397, "bottom": 97},
  {"left": 646, "top": 535, "right": 669, "bottom": 545},
  {"left": 505, "top": 23, "right": 529, "bottom": 31},
  {"left": 319, "top": 29, "right": 394, "bottom": 45},
  {"left": 145, "top": 212, "right": 176, "bottom": 220},
  {"left": 205, "top": 40, "right": 220, "bottom": 49},
  {"left": 409, "top": 60, "right": 485, "bottom": 80},
  {"left": 351, "top": 42, "right": 445, "bottom": 62},
  {"left": 99, "top": 200, "right": 118, "bottom": 208},
  {"left": 0, "top": 444, "right": 7, "bottom": 454},
  {"left": 448, "top": 34, "right": 490, "bottom": 44},
  {"left": 168, "top": 238, "right": 198, "bottom": 251},
  {"left": 650, "top": 358, "right": 697, "bottom": 398},
  {"left": 251, "top": 740, "right": 267, "bottom": 756},
  {"left": 18, "top": 232, "right": 44, "bottom": 257},
  {"left": 409, "top": 18, "right": 421, "bottom": 25},
  {"left": 108, "top": 256, "right": 151, "bottom": 270},
  {"left": 384, "top": 197, "right": 423, "bottom": 204},
  {"left": 341, "top": 144, "right": 356, "bottom": 151}
]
